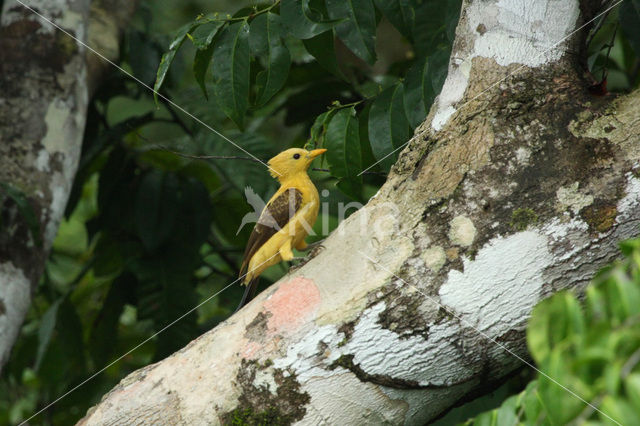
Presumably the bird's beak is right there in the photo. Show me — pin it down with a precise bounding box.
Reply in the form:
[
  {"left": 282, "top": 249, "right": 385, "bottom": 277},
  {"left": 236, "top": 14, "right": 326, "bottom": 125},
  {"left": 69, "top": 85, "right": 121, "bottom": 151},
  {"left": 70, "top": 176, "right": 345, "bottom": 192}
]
[{"left": 308, "top": 148, "right": 327, "bottom": 159}]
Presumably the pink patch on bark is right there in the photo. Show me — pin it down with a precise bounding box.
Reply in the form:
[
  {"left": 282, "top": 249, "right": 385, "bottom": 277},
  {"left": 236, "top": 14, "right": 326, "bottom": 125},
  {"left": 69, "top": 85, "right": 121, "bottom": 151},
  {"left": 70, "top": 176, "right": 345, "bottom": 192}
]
[
  {"left": 241, "top": 341, "right": 262, "bottom": 359},
  {"left": 263, "top": 277, "right": 321, "bottom": 334}
]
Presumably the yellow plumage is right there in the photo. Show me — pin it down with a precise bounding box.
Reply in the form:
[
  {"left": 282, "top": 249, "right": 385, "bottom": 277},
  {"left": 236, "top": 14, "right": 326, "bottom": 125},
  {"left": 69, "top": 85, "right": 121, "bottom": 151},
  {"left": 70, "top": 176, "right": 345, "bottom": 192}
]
[{"left": 236, "top": 147, "right": 326, "bottom": 310}]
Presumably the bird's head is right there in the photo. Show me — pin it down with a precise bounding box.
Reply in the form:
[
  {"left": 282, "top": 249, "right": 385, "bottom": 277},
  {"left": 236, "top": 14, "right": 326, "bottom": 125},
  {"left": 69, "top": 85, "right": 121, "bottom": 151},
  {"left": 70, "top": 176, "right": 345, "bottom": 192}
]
[{"left": 268, "top": 148, "right": 327, "bottom": 180}]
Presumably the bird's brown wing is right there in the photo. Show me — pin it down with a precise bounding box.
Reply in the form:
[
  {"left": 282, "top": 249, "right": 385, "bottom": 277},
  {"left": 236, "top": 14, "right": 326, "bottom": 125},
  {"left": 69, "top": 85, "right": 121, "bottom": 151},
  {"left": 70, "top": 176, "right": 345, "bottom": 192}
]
[{"left": 239, "top": 187, "right": 303, "bottom": 278}]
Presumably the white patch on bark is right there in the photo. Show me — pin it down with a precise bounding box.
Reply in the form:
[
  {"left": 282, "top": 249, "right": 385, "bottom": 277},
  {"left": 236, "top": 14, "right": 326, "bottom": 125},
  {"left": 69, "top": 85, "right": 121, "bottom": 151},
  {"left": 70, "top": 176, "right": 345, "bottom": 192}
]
[
  {"left": 299, "top": 373, "right": 409, "bottom": 425},
  {"left": 515, "top": 147, "right": 531, "bottom": 165},
  {"left": 2, "top": 1, "right": 84, "bottom": 38},
  {"left": 556, "top": 182, "right": 594, "bottom": 214},
  {"left": 273, "top": 325, "right": 413, "bottom": 424},
  {"left": 35, "top": 149, "right": 50, "bottom": 172},
  {"left": 44, "top": 175, "right": 68, "bottom": 247},
  {"left": 252, "top": 369, "right": 278, "bottom": 395},
  {"left": 448, "top": 215, "right": 476, "bottom": 247},
  {"left": 40, "top": 67, "right": 87, "bottom": 248},
  {"left": 618, "top": 173, "right": 640, "bottom": 219},
  {"left": 277, "top": 305, "right": 478, "bottom": 424},
  {"left": 381, "top": 385, "right": 472, "bottom": 426},
  {"left": 440, "top": 231, "right": 551, "bottom": 334},
  {"left": 472, "top": 0, "right": 580, "bottom": 66},
  {"left": 431, "top": 0, "right": 580, "bottom": 131},
  {"left": 335, "top": 303, "right": 472, "bottom": 386},
  {"left": 432, "top": 106, "right": 457, "bottom": 131},
  {"left": 42, "top": 99, "right": 75, "bottom": 153},
  {"left": 0, "top": 262, "right": 31, "bottom": 367}
]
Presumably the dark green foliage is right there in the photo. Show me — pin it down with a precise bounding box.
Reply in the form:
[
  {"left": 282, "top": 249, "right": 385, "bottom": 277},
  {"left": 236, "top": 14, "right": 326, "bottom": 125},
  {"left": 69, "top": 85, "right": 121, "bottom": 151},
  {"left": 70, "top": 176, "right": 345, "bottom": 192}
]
[
  {"left": 587, "top": 4, "right": 640, "bottom": 91},
  {"left": 303, "top": 30, "right": 346, "bottom": 79},
  {"left": 373, "top": 0, "right": 414, "bottom": 40},
  {"left": 155, "top": 0, "right": 463, "bottom": 176},
  {"left": 326, "top": 0, "right": 377, "bottom": 65},
  {"left": 89, "top": 274, "right": 136, "bottom": 366},
  {"left": 281, "top": 0, "right": 336, "bottom": 39},
  {"left": 191, "top": 20, "right": 225, "bottom": 50},
  {"left": 135, "top": 170, "right": 180, "bottom": 251},
  {"left": 34, "top": 299, "right": 62, "bottom": 371},
  {"left": 620, "top": 0, "right": 640, "bottom": 57},
  {"left": 368, "top": 82, "right": 412, "bottom": 170},
  {"left": 0, "top": 182, "right": 42, "bottom": 247},
  {"left": 250, "top": 12, "right": 292, "bottom": 105},
  {"left": 154, "top": 20, "right": 199, "bottom": 101},
  {"left": 213, "top": 22, "right": 251, "bottom": 128},
  {"left": 324, "top": 106, "right": 362, "bottom": 179},
  {"left": 463, "top": 236, "right": 640, "bottom": 425}
]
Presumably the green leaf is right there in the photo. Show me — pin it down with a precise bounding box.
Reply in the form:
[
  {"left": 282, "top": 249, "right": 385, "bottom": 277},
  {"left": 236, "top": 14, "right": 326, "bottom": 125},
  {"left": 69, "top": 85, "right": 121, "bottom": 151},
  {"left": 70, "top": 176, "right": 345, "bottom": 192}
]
[
  {"left": 191, "top": 20, "right": 225, "bottom": 99},
  {"left": 611, "top": 268, "right": 640, "bottom": 319},
  {"left": 130, "top": 178, "right": 210, "bottom": 360},
  {"left": 213, "top": 21, "right": 251, "bottom": 129},
  {"left": 35, "top": 299, "right": 62, "bottom": 371},
  {"left": 495, "top": 394, "right": 519, "bottom": 426},
  {"left": 281, "top": 0, "right": 336, "bottom": 39},
  {"left": 193, "top": 43, "right": 214, "bottom": 99},
  {"left": 625, "top": 374, "right": 640, "bottom": 411},
  {"left": 428, "top": 47, "right": 452, "bottom": 98},
  {"left": 55, "top": 298, "right": 86, "bottom": 375},
  {"left": 249, "top": 13, "right": 272, "bottom": 55},
  {"left": 522, "top": 381, "right": 544, "bottom": 423},
  {"left": 154, "top": 21, "right": 199, "bottom": 103},
  {"left": 336, "top": 178, "right": 363, "bottom": 201},
  {"left": 600, "top": 396, "right": 637, "bottom": 426},
  {"left": 303, "top": 29, "right": 346, "bottom": 80},
  {"left": 89, "top": 274, "right": 134, "bottom": 366},
  {"left": 179, "top": 160, "right": 222, "bottom": 193},
  {"left": 309, "top": 108, "right": 338, "bottom": 147},
  {"left": 403, "top": 56, "right": 430, "bottom": 128},
  {"left": 620, "top": 0, "right": 640, "bottom": 57},
  {"left": 368, "top": 83, "right": 412, "bottom": 171},
  {"left": 250, "top": 13, "right": 292, "bottom": 105},
  {"left": 131, "top": 254, "right": 199, "bottom": 360},
  {"left": 135, "top": 170, "right": 180, "bottom": 251},
  {"left": 527, "top": 292, "right": 585, "bottom": 363},
  {"left": 412, "top": 0, "right": 461, "bottom": 57},
  {"left": 190, "top": 20, "right": 224, "bottom": 50},
  {"left": 324, "top": 107, "right": 362, "bottom": 179},
  {"left": 357, "top": 102, "right": 377, "bottom": 172},
  {"left": 200, "top": 132, "right": 277, "bottom": 198},
  {"left": 373, "top": 0, "right": 414, "bottom": 40},
  {"left": 326, "top": 0, "right": 377, "bottom": 64},
  {"left": 128, "top": 30, "right": 162, "bottom": 85},
  {"left": 172, "top": 178, "right": 213, "bottom": 250},
  {"left": 0, "top": 182, "right": 42, "bottom": 247}
]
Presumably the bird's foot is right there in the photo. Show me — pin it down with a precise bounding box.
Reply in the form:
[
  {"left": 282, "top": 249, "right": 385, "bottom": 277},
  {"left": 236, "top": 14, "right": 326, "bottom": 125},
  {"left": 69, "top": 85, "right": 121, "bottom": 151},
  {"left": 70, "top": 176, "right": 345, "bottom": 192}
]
[
  {"left": 308, "top": 242, "right": 325, "bottom": 258},
  {"left": 288, "top": 257, "right": 308, "bottom": 272},
  {"left": 288, "top": 244, "right": 325, "bottom": 272},
  {"left": 299, "top": 239, "right": 325, "bottom": 252}
]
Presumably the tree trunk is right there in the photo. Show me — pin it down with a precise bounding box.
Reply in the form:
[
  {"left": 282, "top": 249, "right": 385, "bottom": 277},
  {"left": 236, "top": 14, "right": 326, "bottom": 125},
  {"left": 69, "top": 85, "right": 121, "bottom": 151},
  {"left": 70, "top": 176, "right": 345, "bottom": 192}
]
[
  {"left": 82, "top": 0, "right": 640, "bottom": 424},
  {"left": 0, "top": 0, "right": 90, "bottom": 371},
  {"left": 0, "top": 0, "right": 136, "bottom": 372}
]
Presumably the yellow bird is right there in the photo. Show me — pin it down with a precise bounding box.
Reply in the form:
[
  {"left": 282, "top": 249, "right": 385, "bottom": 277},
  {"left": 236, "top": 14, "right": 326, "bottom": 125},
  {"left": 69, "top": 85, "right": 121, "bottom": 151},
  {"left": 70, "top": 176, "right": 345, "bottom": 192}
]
[{"left": 236, "top": 147, "right": 327, "bottom": 310}]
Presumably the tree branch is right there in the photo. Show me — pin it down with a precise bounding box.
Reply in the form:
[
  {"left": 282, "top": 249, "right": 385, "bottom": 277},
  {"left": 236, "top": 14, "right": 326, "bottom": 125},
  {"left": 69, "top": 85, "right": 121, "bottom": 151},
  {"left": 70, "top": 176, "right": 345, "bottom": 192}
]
[{"left": 80, "top": 0, "right": 640, "bottom": 424}]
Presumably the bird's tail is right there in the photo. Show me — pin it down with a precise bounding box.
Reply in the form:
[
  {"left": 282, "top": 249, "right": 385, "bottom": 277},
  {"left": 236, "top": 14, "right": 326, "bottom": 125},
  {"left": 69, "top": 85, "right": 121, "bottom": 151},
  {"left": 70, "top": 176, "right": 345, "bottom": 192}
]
[{"left": 234, "top": 278, "right": 259, "bottom": 313}]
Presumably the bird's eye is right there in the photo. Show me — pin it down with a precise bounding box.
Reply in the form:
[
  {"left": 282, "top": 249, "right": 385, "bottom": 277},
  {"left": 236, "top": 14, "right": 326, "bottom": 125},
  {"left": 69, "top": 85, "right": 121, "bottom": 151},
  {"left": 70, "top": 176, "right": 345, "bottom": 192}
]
[{"left": 293, "top": 153, "right": 301, "bottom": 159}]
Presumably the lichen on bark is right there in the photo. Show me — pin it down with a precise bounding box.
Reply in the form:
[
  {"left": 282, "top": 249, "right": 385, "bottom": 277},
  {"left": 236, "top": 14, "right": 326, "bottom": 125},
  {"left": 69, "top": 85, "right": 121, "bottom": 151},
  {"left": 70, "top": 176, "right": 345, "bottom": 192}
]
[{"left": 221, "top": 359, "right": 310, "bottom": 426}]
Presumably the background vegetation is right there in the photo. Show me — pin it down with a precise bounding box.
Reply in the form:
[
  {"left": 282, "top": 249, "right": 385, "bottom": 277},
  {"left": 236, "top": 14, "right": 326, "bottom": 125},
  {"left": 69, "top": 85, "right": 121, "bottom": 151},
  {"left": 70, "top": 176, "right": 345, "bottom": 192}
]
[{"left": 1, "top": 0, "right": 639, "bottom": 424}]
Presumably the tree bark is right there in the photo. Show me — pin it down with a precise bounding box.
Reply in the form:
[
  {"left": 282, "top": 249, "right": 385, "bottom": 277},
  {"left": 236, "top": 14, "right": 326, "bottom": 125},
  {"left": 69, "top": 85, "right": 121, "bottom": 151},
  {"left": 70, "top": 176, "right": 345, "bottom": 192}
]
[
  {"left": 81, "top": 0, "right": 640, "bottom": 424},
  {"left": 0, "top": 0, "right": 136, "bottom": 372},
  {"left": 0, "top": 0, "right": 90, "bottom": 371}
]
